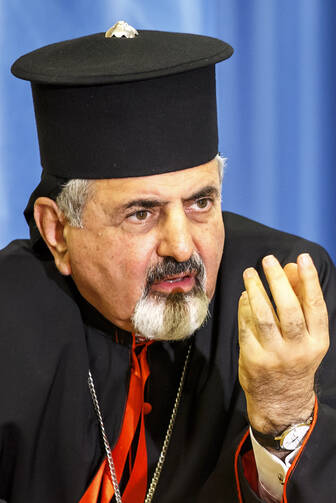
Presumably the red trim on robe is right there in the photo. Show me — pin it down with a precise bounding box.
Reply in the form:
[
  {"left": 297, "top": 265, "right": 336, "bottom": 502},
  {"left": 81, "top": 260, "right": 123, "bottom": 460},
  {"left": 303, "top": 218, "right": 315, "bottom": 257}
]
[
  {"left": 234, "top": 396, "right": 318, "bottom": 503},
  {"left": 234, "top": 428, "right": 250, "bottom": 503}
]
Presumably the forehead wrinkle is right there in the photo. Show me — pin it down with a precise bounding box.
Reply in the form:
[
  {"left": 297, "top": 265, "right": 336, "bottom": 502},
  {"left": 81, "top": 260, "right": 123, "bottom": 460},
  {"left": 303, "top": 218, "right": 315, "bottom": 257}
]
[{"left": 94, "top": 170, "right": 220, "bottom": 216}]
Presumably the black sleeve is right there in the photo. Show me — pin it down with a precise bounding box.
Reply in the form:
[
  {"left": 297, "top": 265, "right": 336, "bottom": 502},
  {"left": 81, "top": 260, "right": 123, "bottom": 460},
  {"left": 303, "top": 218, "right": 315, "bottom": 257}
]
[{"left": 240, "top": 245, "right": 336, "bottom": 502}]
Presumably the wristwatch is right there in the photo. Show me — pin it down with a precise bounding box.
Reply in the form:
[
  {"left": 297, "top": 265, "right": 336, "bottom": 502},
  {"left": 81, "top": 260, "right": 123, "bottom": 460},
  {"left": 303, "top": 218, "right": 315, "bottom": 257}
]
[{"left": 251, "top": 417, "right": 313, "bottom": 451}]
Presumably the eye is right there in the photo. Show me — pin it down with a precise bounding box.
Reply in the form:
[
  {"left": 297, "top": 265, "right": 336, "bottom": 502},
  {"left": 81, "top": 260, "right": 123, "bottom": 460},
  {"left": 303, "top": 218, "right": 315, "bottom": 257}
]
[
  {"left": 194, "top": 198, "right": 212, "bottom": 210},
  {"left": 196, "top": 198, "right": 209, "bottom": 209},
  {"left": 127, "top": 210, "right": 151, "bottom": 222},
  {"left": 135, "top": 210, "right": 149, "bottom": 220}
]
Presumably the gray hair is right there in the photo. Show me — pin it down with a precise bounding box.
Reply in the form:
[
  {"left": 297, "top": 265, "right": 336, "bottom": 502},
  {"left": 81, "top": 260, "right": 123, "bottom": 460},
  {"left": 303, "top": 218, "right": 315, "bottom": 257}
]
[
  {"left": 56, "top": 154, "right": 226, "bottom": 228},
  {"left": 56, "top": 179, "right": 93, "bottom": 228}
]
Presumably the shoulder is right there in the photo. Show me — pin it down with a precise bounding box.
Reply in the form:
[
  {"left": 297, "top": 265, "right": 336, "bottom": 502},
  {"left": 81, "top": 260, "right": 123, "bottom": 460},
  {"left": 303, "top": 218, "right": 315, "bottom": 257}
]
[
  {"left": 216, "top": 212, "right": 335, "bottom": 308},
  {"left": 0, "top": 240, "right": 84, "bottom": 349},
  {"left": 222, "top": 211, "right": 332, "bottom": 272},
  {"left": 0, "top": 241, "right": 88, "bottom": 428},
  {"left": 0, "top": 239, "right": 52, "bottom": 283},
  {"left": 0, "top": 239, "right": 76, "bottom": 309}
]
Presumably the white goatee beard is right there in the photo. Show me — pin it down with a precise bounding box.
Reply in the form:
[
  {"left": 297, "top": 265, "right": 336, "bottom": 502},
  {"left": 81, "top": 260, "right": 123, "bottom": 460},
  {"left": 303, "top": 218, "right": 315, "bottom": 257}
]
[
  {"left": 131, "top": 253, "right": 209, "bottom": 341},
  {"left": 131, "top": 288, "right": 210, "bottom": 341}
]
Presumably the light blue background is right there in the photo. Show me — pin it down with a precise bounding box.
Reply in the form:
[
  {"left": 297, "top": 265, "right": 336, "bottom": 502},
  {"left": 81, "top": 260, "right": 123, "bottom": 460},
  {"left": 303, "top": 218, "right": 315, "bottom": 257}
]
[{"left": 1, "top": 1, "right": 335, "bottom": 260}]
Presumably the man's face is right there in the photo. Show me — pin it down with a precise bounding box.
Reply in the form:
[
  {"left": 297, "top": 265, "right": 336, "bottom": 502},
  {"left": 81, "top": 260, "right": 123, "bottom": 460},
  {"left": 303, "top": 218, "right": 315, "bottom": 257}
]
[{"left": 62, "top": 158, "right": 224, "bottom": 335}]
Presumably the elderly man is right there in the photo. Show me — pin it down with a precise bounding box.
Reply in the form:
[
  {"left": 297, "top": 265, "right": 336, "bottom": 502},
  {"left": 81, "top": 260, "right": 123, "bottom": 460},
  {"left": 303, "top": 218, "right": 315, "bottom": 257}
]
[{"left": 0, "top": 23, "right": 335, "bottom": 503}]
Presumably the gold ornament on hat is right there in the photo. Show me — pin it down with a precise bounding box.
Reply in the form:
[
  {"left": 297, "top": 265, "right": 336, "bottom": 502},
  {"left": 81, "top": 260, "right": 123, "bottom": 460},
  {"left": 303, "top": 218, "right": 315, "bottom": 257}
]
[{"left": 105, "top": 21, "right": 139, "bottom": 39}]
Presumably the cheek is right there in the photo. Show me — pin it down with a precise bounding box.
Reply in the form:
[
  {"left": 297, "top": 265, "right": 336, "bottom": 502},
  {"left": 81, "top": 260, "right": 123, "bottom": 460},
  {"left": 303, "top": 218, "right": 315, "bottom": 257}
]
[
  {"left": 198, "top": 219, "right": 224, "bottom": 298},
  {"left": 68, "top": 230, "right": 156, "bottom": 317},
  {"left": 108, "top": 233, "right": 154, "bottom": 283}
]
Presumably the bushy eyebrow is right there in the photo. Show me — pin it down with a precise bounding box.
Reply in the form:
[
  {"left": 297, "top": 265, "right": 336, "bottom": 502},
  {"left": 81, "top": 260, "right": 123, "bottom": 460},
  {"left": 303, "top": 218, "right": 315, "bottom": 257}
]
[
  {"left": 122, "top": 199, "right": 165, "bottom": 210},
  {"left": 182, "top": 185, "right": 220, "bottom": 203},
  {"left": 120, "top": 185, "right": 220, "bottom": 212}
]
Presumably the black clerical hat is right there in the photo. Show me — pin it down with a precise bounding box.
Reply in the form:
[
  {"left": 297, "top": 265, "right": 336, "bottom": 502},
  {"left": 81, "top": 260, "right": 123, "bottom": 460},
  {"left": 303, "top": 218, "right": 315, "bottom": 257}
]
[{"left": 12, "top": 22, "right": 233, "bottom": 179}]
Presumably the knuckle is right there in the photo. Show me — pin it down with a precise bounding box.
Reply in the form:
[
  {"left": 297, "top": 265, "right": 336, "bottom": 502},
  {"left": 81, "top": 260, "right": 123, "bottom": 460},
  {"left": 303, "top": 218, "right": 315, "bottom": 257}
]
[
  {"left": 304, "top": 295, "right": 326, "bottom": 310},
  {"left": 295, "top": 340, "right": 329, "bottom": 368},
  {"left": 283, "top": 319, "right": 306, "bottom": 337},
  {"left": 238, "top": 327, "right": 249, "bottom": 341},
  {"left": 316, "top": 314, "right": 329, "bottom": 332},
  {"left": 255, "top": 320, "right": 275, "bottom": 334},
  {"left": 238, "top": 323, "right": 256, "bottom": 343},
  {"left": 282, "top": 303, "right": 300, "bottom": 319}
]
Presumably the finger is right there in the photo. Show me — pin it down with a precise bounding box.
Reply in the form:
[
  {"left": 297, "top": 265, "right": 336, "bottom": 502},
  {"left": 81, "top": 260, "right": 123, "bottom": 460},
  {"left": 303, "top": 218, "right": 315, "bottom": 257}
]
[
  {"left": 297, "top": 253, "right": 329, "bottom": 338},
  {"left": 262, "top": 255, "right": 307, "bottom": 340},
  {"left": 238, "top": 291, "right": 256, "bottom": 344},
  {"left": 283, "top": 263, "right": 301, "bottom": 298},
  {"left": 243, "top": 268, "right": 281, "bottom": 346}
]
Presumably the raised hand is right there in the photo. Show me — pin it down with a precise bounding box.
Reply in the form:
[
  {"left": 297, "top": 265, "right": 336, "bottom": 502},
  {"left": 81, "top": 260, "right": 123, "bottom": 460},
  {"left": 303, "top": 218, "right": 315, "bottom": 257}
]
[{"left": 238, "top": 253, "right": 329, "bottom": 434}]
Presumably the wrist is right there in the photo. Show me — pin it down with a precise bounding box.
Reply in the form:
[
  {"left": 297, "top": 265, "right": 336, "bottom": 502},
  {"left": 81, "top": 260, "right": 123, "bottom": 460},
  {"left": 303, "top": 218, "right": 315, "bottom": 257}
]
[
  {"left": 250, "top": 415, "right": 313, "bottom": 451},
  {"left": 246, "top": 392, "right": 316, "bottom": 435}
]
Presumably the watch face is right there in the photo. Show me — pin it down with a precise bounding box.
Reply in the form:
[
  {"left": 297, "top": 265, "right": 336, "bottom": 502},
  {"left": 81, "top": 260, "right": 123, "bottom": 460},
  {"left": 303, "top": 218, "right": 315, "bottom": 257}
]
[{"left": 281, "top": 425, "right": 310, "bottom": 450}]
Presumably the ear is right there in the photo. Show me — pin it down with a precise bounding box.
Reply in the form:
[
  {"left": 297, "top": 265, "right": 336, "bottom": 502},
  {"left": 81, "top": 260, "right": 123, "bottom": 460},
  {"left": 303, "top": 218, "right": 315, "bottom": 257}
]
[{"left": 34, "top": 197, "right": 72, "bottom": 276}]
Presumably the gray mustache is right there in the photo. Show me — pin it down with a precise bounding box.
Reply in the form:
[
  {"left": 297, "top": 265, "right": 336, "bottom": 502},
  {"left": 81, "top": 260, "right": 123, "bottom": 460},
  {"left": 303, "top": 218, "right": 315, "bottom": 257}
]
[{"left": 145, "top": 255, "right": 205, "bottom": 290}]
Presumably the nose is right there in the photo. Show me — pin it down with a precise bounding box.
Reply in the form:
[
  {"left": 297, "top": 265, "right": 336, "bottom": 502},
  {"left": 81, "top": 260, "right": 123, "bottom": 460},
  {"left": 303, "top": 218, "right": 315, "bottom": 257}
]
[{"left": 157, "top": 207, "right": 194, "bottom": 262}]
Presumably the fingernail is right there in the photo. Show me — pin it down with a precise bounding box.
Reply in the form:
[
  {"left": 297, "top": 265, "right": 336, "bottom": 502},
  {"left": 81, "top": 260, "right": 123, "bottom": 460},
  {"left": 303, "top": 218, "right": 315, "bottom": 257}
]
[
  {"left": 244, "top": 267, "right": 256, "bottom": 278},
  {"left": 299, "top": 253, "right": 312, "bottom": 266},
  {"left": 263, "top": 254, "right": 277, "bottom": 267}
]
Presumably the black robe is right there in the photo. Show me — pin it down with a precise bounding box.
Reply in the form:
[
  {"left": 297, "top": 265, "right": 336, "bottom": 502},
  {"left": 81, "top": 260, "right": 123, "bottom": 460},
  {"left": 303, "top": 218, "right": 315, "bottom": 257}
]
[{"left": 0, "top": 212, "right": 335, "bottom": 503}]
